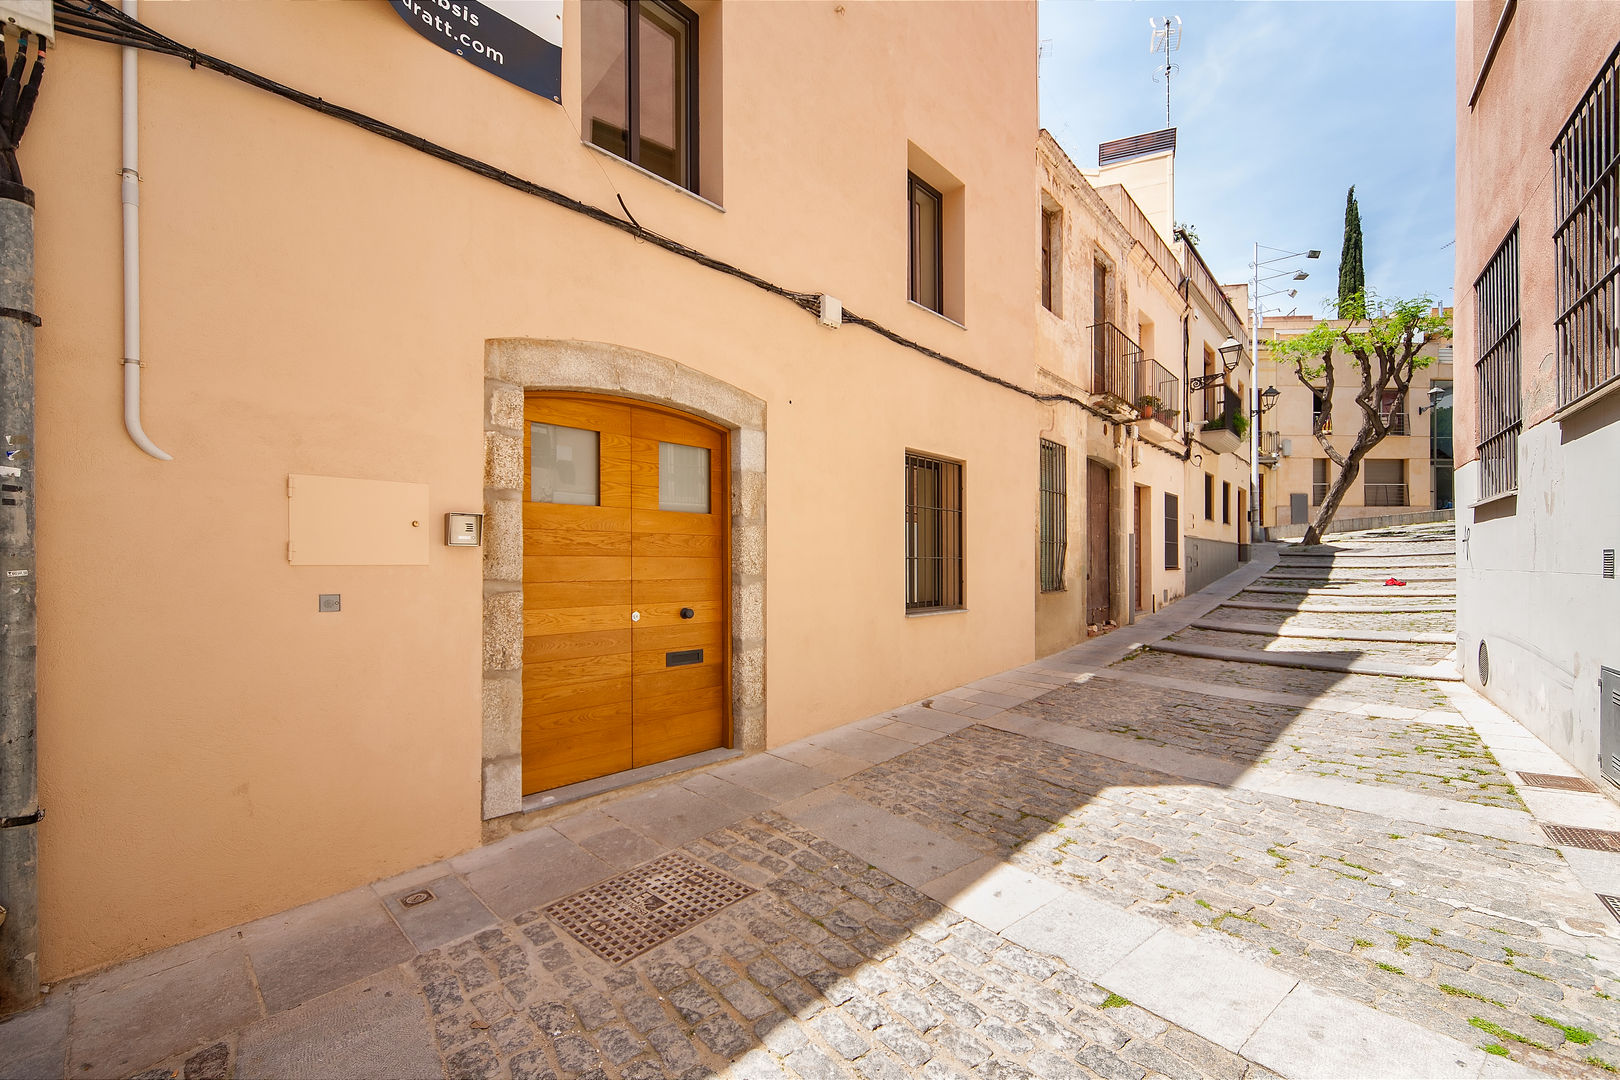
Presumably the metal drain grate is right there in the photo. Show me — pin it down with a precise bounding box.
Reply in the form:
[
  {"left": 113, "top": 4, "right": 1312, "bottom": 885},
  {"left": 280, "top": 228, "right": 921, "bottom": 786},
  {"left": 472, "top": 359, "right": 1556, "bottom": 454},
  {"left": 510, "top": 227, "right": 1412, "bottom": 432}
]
[
  {"left": 544, "top": 852, "right": 755, "bottom": 964},
  {"left": 1601, "top": 895, "right": 1620, "bottom": 925},
  {"left": 1542, "top": 823, "right": 1620, "bottom": 851},
  {"left": 1517, "top": 771, "right": 1601, "bottom": 792}
]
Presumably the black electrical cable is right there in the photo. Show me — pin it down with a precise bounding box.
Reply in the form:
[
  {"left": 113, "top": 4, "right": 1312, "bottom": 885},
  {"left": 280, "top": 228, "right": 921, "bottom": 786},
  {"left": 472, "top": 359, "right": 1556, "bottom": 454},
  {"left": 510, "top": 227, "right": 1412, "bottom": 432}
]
[
  {"left": 52, "top": 0, "right": 1190, "bottom": 456},
  {"left": 0, "top": 30, "right": 46, "bottom": 186}
]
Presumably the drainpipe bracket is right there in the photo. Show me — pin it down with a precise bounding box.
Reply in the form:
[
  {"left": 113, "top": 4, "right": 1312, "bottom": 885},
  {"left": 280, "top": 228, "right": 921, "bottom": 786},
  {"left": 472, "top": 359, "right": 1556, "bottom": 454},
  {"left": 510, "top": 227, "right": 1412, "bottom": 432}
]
[{"left": 0, "top": 808, "right": 43, "bottom": 829}]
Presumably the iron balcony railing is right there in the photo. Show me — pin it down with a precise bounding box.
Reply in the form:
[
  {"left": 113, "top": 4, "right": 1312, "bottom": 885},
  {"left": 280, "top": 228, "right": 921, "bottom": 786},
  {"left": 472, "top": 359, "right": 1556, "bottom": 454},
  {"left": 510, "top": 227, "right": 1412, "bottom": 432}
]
[
  {"left": 1381, "top": 411, "right": 1410, "bottom": 436},
  {"left": 1205, "top": 388, "right": 1244, "bottom": 433},
  {"left": 1476, "top": 227, "right": 1522, "bottom": 499},
  {"left": 1090, "top": 321, "right": 1142, "bottom": 404},
  {"left": 1365, "top": 482, "right": 1409, "bottom": 507},
  {"left": 1135, "top": 358, "right": 1180, "bottom": 430}
]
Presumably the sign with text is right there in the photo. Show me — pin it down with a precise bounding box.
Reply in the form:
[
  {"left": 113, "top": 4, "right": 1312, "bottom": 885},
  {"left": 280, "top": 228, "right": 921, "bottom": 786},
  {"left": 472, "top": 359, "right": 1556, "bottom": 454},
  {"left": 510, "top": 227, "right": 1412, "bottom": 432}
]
[{"left": 388, "top": 0, "right": 562, "bottom": 102}]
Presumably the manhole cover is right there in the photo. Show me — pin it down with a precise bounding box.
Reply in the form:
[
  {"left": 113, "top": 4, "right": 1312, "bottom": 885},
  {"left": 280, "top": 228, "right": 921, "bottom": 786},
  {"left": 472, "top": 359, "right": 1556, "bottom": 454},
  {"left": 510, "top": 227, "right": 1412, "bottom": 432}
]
[
  {"left": 1600, "top": 895, "right": 1620, "bottom": 925},
  {"left": 1542, "top": 824, "right": 1620, "bottom": 852},
  {"left": 544, "top": 851, "right": 755, "bottom": 964},
  {"left": 401, "top": 889, "right": 435, "bottom": 907},
  {"left": 1518, "top": 772, "right": 1601, "bottom": 793}
]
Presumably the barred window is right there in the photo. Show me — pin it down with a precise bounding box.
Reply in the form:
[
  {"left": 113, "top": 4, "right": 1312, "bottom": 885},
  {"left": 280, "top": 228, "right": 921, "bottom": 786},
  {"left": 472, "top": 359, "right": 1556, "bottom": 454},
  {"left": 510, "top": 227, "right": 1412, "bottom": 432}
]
[
  {"left": 905, "top": 453, "right": 963, "bottom": 611},
  {"left": 1554, "top": 43, "right": 1620, "bottom": 408},
  {"left": 1475, "top": 225, "right": 1521, "bottom": 500},
  {"left": 1038, "top": 440, "right": 1066, "bottom": 592}
]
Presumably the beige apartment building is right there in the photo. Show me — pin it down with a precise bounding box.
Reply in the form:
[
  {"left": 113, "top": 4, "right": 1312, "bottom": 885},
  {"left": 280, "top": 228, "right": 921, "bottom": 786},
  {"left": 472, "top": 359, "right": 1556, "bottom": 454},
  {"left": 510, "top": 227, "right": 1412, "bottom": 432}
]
[
  {"left": 1255, "top": 315, "right": 1454, "bottom": 532},
  {"left": 16, "top": 0, "right": 1042, "bottom": 982},
  {"left": 1032, "top": 129, "right": 1254, "bottom": 656}
]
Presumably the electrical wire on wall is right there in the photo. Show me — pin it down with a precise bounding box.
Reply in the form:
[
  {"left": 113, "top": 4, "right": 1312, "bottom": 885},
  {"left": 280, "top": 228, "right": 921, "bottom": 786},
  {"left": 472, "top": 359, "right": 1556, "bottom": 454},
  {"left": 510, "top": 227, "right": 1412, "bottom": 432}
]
[{"left": 52, "top": 0, "right": 1190, "bottom": 459}]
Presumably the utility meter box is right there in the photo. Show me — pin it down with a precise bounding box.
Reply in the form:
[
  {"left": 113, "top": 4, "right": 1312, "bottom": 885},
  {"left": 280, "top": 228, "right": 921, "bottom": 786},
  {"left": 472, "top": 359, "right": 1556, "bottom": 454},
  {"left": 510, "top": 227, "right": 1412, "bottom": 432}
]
[
  {"left": 0, "top": 2, "right": 52, "bottom": 40},
  {"left": 287, "top": 474, "right": 429, "bottom": 565}
]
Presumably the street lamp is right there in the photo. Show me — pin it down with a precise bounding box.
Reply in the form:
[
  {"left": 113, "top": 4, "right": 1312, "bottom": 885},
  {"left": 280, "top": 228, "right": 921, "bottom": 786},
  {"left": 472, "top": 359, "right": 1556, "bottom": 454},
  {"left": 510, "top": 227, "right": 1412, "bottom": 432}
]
[
  {"left": 1191, "top": 336, "right": 1247, "bottom": 393},
  {"left": 1248, "top": 244, "right": 1319, "bottom": 542},
  {"left": 1258, "top": 385, "right": 1280, "bottom": 415}
]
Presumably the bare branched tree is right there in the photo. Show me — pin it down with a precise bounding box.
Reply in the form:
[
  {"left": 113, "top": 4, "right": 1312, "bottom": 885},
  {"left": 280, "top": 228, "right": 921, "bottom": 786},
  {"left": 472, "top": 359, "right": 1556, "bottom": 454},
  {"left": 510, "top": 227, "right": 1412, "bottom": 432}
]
[{"left": 1269, "top": 292, "right": 1451, "bottom": 545}]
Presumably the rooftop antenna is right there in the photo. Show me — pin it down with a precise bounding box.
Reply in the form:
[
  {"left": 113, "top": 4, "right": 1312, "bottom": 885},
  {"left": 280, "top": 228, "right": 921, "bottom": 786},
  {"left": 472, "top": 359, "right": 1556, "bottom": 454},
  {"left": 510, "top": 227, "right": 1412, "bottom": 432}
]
[
  {"left": 1149, "top": 15, "right": 1182, "bottom": 125},
  {"left": 1037, "top": 38, "right": 1052, "bottom": 79}
]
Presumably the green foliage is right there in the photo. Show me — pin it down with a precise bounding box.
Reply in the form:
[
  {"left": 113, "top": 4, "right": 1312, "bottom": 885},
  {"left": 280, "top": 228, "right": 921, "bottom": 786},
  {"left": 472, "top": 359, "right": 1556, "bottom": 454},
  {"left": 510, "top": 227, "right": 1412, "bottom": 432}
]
[
  {"left": 1481, "top": 1044, "right": 1510, "bottom": 1057},
  {"left": 1176, "top": 222, "right": 1201, "bottom": 245},
  {"left": 1268, "top": 292, "right": 1451, "bottom": 381},
  {"left": 1100, "top": 992, "right": 1131, "bottom": 1009},
  {"left": 1207, "top": 410, "right": 1249, "bottom": 438},
  {"left": 1468, "top": 1017, "right": 1550, "bottom": 1051},
  {"left": 1533, "top": 1015, "right": 1597, "bottom": 1045},
  {"left": 1339, "top": 186, "right": 1365, "bottom": 318}
]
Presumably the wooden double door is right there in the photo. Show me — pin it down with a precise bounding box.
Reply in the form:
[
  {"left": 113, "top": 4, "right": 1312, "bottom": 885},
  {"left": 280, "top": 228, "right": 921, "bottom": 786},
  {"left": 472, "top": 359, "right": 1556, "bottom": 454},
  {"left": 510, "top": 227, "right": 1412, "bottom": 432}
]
[{"left": 521, "top": 394, "right": 728, "bottom": 795}]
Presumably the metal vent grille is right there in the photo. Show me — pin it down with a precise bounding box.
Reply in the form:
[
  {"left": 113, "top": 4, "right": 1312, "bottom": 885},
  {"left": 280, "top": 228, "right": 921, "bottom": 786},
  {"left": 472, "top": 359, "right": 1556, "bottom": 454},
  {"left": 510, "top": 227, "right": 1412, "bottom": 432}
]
[
  {"left": 1517, "top": 771, "right": 1600, "bottom": 792},
  {"left": 1606, "top": 549, "right": 1616, "bottom": 578},
  {"left": 1099, "top": 128, "right": 1177, "bottom": 165},
  {"left": 1600, "top": 895, "right": 1620, "bottom": 925},
  {"left": 1541, "top": 824, "right": 1620, "bottom": 852},
  {"left": 544, "top": 852, "right": 754, "bottom": 964},
  {"left": 1604, "top": 668, "right": 1620, "bottom": 790}
]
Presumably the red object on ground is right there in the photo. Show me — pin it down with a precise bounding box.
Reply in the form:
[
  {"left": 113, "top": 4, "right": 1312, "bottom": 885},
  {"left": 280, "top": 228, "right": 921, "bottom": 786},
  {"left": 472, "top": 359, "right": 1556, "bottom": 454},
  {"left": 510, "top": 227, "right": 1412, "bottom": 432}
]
[{"left": 1385, "top": 577, "right": 1406, "bottom": 586}]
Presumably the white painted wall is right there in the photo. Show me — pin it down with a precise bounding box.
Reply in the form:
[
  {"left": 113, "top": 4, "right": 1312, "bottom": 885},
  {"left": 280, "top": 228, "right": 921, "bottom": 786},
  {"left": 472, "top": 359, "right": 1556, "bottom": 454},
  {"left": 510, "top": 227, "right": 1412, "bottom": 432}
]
[{"left": 1455, "top": 409, "right": 1620, "bottom": 783}]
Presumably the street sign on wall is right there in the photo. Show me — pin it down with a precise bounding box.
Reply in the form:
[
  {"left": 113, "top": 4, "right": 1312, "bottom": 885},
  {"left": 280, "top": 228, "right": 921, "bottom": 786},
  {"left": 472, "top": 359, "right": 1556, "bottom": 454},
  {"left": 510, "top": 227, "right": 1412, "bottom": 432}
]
[{"left": 389, "top": 0, "right": 562, "bottom": 102}]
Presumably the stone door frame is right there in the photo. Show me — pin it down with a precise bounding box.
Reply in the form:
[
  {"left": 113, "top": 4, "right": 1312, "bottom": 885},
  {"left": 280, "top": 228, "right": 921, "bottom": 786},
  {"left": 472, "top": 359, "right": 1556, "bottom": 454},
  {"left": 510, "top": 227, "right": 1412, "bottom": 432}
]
[{"left": 480, "top": 339, "right": 766, "bottom": 820}]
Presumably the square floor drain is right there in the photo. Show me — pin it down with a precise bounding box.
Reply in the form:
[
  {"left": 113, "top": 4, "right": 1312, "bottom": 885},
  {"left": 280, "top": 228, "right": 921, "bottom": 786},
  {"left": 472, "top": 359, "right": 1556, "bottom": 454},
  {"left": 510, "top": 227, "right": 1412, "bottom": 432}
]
[
  {"left": 1517, "top": 771, "right": 1600, "bottom": 793},
  {"left": 1542, "top": 823, "right": 1620, "bottom": 851},
  {"left": 544, "top": 852, "right": 755, "bottom": 964},
  {"left": 1600, "top": 896, "right": 1620, "bottom": 926}
]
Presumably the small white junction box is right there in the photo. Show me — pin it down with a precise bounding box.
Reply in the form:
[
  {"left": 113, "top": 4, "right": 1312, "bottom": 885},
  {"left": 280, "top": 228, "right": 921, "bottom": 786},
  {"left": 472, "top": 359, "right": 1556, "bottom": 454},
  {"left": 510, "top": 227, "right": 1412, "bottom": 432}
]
[{"left": 0, "top": 2, "right": 52, "bottom": 41}]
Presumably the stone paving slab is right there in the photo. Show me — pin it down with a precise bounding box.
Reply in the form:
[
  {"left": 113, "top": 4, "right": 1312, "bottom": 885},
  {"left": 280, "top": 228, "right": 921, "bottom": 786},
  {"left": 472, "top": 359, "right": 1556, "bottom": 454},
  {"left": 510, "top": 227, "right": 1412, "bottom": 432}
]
[{"left": 1240, "top": 982, "right": 1480, "bottom": 1079}]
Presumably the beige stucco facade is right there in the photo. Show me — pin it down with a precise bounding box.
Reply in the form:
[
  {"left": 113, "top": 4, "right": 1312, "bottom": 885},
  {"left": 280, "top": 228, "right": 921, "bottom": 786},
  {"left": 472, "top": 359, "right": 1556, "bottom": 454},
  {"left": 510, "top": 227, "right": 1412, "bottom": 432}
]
[
  {"left": 1032, "top": 131, "right": 1255, "bottom": 655},
  {"left": 1256, "top": 315, "right": 1453, "bottom": 529},
  {"left": 22, "top": 0, "right": 1038, "bottom": 979}
]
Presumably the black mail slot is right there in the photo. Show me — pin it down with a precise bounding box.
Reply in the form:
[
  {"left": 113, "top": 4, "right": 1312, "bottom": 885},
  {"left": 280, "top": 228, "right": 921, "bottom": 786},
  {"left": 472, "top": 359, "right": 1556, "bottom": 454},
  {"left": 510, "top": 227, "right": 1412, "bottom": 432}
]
[{"left": 665, "top": 648, "right": 704, "bottom": 667}]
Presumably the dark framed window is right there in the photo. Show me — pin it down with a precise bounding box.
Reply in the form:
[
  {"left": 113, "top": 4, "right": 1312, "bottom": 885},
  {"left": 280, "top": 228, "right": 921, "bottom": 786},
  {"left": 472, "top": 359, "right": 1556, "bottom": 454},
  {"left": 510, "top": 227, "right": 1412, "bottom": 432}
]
[
  {"left": 1554, "top": 43, "right": 1620, "bottom": 407},
  {"left": 1222, "top": 481, "right": 1231, "bottom": 524},
  {"left": 1164, "top": 493, "right": 1179, "bottom": 570},
  {"left": 1475, "top": 225, "right": 1521, "bottom": 500},
  {"left": 582, "top": 0, "right": 699, "bottom": 191},
  {"left": 1039, "top": 440, "right": 1066, "bottom": 592},
  {"left": 909, "top": 173, "right": 944, "bottom": 313},
  {"left": 1204, "top": 473, "right": 1214, "bottom": 520},
  {"left": 1040, "top": 208, "right": 1059, "bottom": 313},
  {"left": 1312, "top": 458, "right": 1329, "bottom": 505},
  {"left": 906, "top": 453, "right": 963, "bottom": 611}
]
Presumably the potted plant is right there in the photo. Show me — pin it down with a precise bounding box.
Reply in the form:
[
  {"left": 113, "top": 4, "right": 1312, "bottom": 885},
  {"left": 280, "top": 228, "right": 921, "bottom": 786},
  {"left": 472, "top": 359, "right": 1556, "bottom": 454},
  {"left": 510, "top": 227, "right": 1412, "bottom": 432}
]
[{"left": 1136, "top": 394, "right": 1164, "bottom": 420}]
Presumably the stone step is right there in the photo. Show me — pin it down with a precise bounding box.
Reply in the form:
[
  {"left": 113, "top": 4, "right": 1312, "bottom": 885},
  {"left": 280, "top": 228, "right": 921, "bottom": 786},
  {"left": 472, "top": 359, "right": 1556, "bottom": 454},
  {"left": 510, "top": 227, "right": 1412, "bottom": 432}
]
[
  {"left": 1242, "top": 585, "right": 1456, "bottom": 598},
  {"left": 1146, "top": 640, "right": 1462, "bottom": 681},
  {"left": 1221, "top": 599, "right": 1456, "bottom": 615},
  {"left": 1186, "top": 619, "right": 1455, "bottom": 645}
]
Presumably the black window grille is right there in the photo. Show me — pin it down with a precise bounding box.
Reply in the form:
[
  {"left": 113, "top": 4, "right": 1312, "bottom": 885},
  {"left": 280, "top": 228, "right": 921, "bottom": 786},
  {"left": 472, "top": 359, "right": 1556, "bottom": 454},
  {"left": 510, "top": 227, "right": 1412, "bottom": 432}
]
[
  {"left": 1164, "top": 493, "right": 1179, "bottom": 570},
  {"left": 1204, "top": 473, "right": 1214, "bottom": 520},
  {"left": 1475, "top": 225, "right": 1521, "bottom": 500},
  {"left": 1222, "top": 481, "right": 1231, "bottom": 525},
  {"left": 1554, "top": 43, "right": 1620, "bottom": 408},
  {"left": 905, "top": 453, "right": 963, "bottom": 611},
  {"left": 1038, "top": 440, "right": 1066, "bottom": 592}
]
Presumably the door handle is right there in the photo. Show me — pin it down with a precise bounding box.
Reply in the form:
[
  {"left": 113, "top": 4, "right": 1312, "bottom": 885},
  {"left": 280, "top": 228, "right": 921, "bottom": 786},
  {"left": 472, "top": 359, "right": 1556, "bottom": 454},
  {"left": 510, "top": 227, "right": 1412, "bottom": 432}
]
[
  {"left": 680, "top": 608, "right": 695, "bottom": 620},
  {"left": 631, "top": 611, "right": 641, "bottom": 623}
]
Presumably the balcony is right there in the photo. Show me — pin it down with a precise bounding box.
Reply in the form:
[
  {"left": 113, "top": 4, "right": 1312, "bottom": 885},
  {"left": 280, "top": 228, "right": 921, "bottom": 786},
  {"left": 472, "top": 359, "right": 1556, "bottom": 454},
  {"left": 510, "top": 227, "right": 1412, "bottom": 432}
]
[
  {"left": 1090, "top": 322, "right": 1142, "bottom": 408},
  {"left": 1196, "top": 389, "right": 1247, "bottom": 455},
  {"left": 1365, "top": 482, "right": 1409, "bottom": 507},
  {"left": 1381, "top": 411, "right": 1410, "bottom": 436},
  {"left": 1134, "top": 358, "right": 1181, "bottom": 432}
]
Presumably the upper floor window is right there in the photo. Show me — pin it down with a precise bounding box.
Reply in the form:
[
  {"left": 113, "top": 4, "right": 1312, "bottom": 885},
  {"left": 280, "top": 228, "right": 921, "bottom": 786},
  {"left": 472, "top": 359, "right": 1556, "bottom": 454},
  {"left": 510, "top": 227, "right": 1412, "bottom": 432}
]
[
  {"left": 1475, "top": 225, "right": 1521, "bottom": 500},
  {"left": 909, "top": 173, "right": 944, "bottom": 314},
  {"left": 1040, "top": 207, "right": 1061, "bottom": 313},
  {"left": 1553, "top": 43, "right": 1619, "bottom": 408},
  {"left": 582, "top": 0, "right": 699, "bottom": 191}
]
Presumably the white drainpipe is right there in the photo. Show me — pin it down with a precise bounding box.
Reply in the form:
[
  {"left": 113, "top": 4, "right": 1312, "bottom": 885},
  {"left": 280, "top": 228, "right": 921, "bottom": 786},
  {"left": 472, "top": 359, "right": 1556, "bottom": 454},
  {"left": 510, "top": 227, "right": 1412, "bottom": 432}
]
[{"left": 121, "top": 0, "right": 172, "bottom": 461}]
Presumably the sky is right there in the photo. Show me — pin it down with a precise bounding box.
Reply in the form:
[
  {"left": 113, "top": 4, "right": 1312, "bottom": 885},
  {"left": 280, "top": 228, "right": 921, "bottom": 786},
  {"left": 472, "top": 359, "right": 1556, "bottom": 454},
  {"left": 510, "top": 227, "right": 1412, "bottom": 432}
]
[{"left": 1038, "top": 0, "right": 1457, "bottom": 321}]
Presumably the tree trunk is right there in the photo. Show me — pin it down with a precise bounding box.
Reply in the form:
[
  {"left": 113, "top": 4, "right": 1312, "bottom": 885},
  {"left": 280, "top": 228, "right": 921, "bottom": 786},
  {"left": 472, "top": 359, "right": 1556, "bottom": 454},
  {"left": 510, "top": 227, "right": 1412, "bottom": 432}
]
[{"left": 1301, "top": 443, "right": 1371, "bottom": 545}]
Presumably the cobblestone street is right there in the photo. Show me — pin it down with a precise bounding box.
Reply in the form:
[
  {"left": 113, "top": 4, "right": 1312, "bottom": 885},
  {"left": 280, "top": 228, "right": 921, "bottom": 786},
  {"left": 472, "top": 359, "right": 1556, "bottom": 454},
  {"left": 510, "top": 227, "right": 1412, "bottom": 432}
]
[{"left": 8, "top": 525, "right": 1620, "bottom": 1079}]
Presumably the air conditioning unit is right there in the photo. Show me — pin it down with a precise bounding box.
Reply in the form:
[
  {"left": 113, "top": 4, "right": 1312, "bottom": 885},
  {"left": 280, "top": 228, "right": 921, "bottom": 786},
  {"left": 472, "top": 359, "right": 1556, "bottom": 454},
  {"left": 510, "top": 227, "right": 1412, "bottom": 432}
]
[{"left": 0, "top": 1, "right": 52, "bottom": 40}]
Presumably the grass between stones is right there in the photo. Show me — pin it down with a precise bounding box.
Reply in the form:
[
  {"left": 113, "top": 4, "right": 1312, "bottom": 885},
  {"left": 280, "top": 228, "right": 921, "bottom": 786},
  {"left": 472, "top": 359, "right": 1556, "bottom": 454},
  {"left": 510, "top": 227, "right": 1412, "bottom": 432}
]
[
  {"left": 1469, "top": 1017, "right": 1550, "bottom": 1051},
  {"left": 1532, "top": 1015, "right": 1598, "bottom": 1045},
  {"left": 1440, "top": 983, "right": 1507, "bottom": 1008},
  {"left": 1589, "top": 1054, "right": 1619, "bottom": 1072},
  {"left": 1099, "top": 992, "right": 1130, "bottom": 1009}
]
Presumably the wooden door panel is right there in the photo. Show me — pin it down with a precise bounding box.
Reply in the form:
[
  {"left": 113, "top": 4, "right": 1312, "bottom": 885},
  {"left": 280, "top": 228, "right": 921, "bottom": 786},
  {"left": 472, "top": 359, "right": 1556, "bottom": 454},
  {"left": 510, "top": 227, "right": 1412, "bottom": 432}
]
[
  {"left": 522, "top": 393, "right": 728, "bottom": 796},
  {"left": 522, "top": 605, "right": 628, "bottom": 636},
  {"left": 521, "top": 699, "right": 633, "bottom": 791},
  {"left": 523, "top": 579, "right": 634, "bottom": 608},
  {"left": 632, "top": 531, "right": 724, "bottom": 558}
]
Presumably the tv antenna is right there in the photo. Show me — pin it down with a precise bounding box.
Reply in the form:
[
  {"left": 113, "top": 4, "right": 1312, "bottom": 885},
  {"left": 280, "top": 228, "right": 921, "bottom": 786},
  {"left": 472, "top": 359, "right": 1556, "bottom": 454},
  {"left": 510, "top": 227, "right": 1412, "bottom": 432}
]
[{"left": 1149, "top": 15, "right": 1182, "bottom": 125}]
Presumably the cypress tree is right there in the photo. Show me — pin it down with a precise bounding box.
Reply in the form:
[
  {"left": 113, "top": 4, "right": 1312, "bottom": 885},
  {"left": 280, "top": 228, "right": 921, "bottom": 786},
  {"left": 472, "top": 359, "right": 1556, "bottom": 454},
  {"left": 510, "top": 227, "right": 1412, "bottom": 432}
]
[{"left": 1338, "top": 186, "right": 1365, "bottom": 318}]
